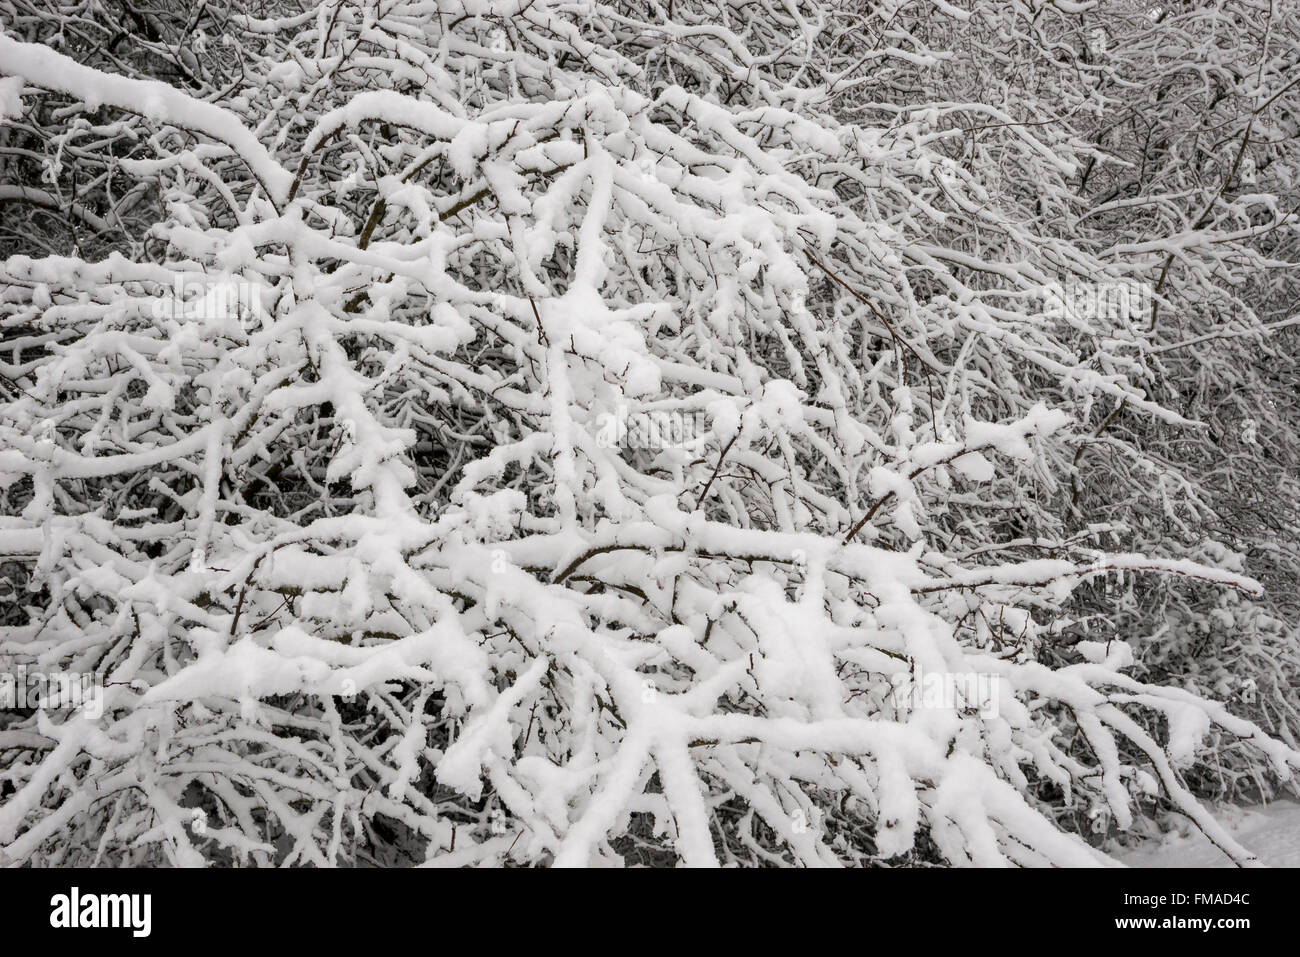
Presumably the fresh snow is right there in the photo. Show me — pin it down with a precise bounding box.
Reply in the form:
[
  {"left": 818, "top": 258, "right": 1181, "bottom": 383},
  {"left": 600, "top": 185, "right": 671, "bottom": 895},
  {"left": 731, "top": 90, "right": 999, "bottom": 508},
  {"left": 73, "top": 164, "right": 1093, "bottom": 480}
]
[{"left": 1120, "top": 802, "right": 1300, "bottom": 868}]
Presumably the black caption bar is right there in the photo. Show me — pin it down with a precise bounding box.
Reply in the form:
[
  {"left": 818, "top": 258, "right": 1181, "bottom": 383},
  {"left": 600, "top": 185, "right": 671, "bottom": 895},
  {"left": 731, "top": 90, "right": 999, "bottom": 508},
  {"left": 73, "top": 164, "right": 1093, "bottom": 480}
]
[{"left": 0, "top": 865, "right": 1283, "bottom": 947}]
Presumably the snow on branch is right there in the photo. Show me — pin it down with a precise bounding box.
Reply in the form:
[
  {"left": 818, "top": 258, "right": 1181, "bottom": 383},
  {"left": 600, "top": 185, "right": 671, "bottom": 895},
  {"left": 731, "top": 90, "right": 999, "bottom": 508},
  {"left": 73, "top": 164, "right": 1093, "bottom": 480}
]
[{"left": 0, "top": 0, "right": 1297, "bottom": 869}]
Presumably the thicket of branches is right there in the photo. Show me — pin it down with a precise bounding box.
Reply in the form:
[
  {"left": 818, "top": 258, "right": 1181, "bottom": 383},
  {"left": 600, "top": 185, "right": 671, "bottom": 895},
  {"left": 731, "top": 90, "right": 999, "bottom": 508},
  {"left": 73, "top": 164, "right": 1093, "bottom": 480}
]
[{"left": 0, "top": 0, "right": 1297, "bottom": 866}]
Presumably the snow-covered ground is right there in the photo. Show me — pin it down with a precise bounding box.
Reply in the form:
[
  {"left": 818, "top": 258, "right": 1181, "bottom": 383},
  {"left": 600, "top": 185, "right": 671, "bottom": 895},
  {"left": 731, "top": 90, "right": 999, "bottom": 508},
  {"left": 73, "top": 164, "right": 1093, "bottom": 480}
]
[{"left": 1119, "top": 802, "right": 1300, "bottom": 867}]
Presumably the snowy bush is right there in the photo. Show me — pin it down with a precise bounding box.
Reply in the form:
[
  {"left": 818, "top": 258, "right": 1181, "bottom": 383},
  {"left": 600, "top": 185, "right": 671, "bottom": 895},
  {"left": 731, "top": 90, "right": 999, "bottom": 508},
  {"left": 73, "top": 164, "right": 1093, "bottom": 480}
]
[{"left": 0, "top": 0, "right": 1297, "bottom": 866}]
